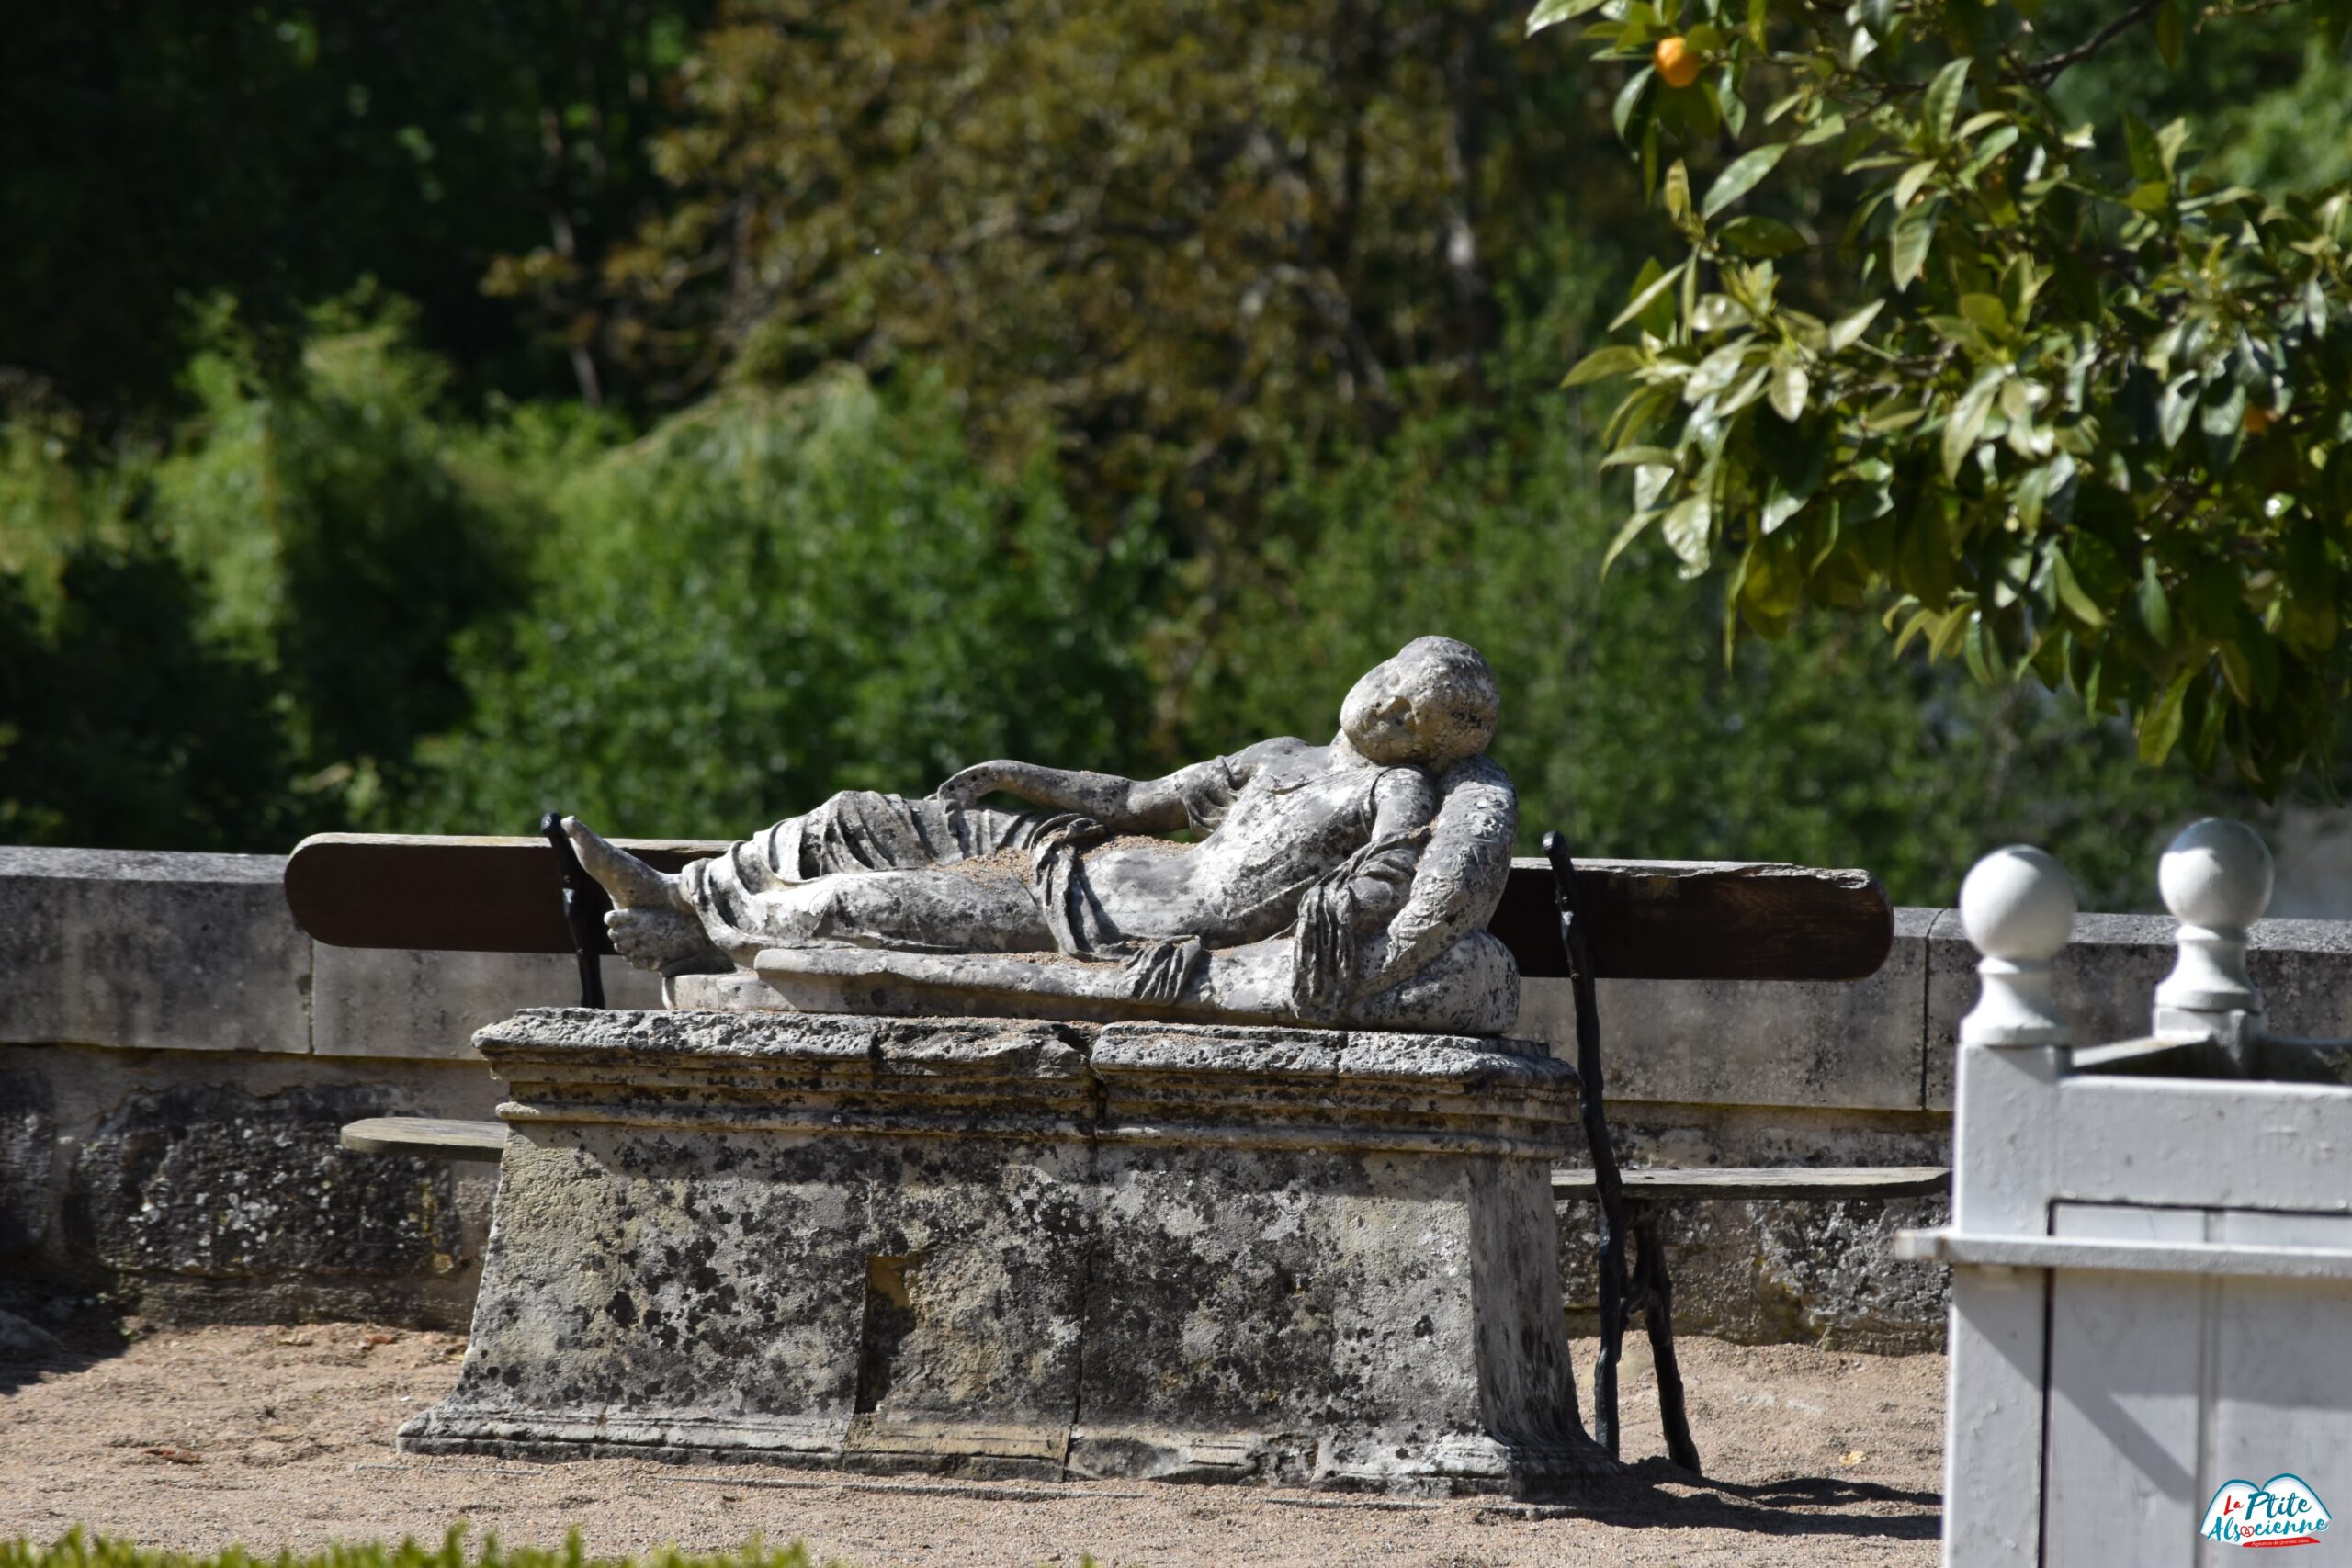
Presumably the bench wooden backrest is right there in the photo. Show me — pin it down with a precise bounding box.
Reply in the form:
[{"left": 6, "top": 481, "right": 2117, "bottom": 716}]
[{"left": 283, "top": 832, "right": 1894, "bottom": 983}]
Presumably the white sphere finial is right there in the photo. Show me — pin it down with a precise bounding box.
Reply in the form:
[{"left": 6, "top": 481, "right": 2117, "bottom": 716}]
[
  {"left": 1961, "top": 846, "right": 2077, "bottom": 965},
  {"left": 2158, "top": 818, "right": 2273, "bottom": 931},
  {"left": 1959, "top": 846, "right": 2075, "bottom": 1048},
  {"left": 2154, "top": 818, "right": 2270, "bottom": 1038}
]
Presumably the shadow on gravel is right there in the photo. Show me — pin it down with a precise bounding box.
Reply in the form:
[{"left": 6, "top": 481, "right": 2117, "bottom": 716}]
[
  {"left": 1502, "top": 1458, "right": 1942, "bottom": 1541},
  {"left": 0, "top": 1343, "right": 92, "bottom": 1398},
  {"left": 0, "top": 1303, "right": 126, "bottom": 1396}
]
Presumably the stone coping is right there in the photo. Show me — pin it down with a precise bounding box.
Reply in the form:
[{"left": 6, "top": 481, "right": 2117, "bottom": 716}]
[{"left": 0, "top": 845, "right": 288, "bottom": 882}]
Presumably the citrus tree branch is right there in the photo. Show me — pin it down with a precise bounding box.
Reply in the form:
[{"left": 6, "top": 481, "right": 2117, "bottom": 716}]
[{"left": 2028, "top": 0, "right": 2168, "bottom": 85}]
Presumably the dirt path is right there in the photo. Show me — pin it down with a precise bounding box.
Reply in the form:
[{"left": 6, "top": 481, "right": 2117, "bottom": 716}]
[{"left": 1, "top": 1323, "right": 1943, "bottom": 1567}]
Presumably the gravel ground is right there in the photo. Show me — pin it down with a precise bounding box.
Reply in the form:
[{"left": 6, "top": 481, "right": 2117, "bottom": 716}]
[{"left": 0, "top": 1322, "right": 1944, "bottom": 1567}]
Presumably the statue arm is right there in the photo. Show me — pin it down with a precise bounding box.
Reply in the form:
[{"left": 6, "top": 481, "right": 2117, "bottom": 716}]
[
  {"left": 1358, "top": 756, "right": 1518, "bottom": 994},
  {"left": 1345, "top": 770, "right": 1441, "bottom": 927},
  {"left": 935, "top": 760, "right": 1199, "bottom": 833}
]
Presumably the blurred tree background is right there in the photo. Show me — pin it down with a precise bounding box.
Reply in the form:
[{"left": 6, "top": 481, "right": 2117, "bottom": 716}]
[{"left": 1, "top": 0, "right": 2342, "bottom": 907}]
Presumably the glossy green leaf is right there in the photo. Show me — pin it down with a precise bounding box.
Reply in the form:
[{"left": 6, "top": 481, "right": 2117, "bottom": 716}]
[
  {"left": 1890, "top": 199, "right": 1939, "bottom": 288},
  {"left": 1661, "top": 494, "right": 1713, "bottom": 570},
  {"left": 1769, "top": 356, "right": 1809, "bottom": 423},
  {"left": 2137, "top": 560, "right": 2175, "bottom": 646},
  {"left": 2154, "top": 0, "right": 2185, "bottom": 69},
  {"left": 1892, "top": 160, "right": 1939, "bottom": 213},
  {"left": 2156, "top": 376, "right": 2198, "bottom": 448},
  {"left": 2124, "top": 114, "right": 2164, "bottom": 182},
  {"left": 1826, "top": 299, "right": 1885, "bottom": 352},
  {"left": 2157, "top": 118, "right": 2191, "bottom": 175},
  {"left": 1924, "top": 58, "right": 1971, "bottom": 147},
  {"left": 1891, "top": 607, "right": 1939, "bottom": 656},
  {"left": 1716, "top": 215, "right": 1808, "bottom": 257},
  {"left": 1600, "top": 445, "right": 1679, "bottom": 468},
  {"left": 1795, "top": 112, "right": 1847, "bottom": 148},
  {"left": 1614, "top": 67, "right": 1657, "bottom": 142},
  {"left": 1600, "top": 510, "right": 1657, "bottom": 575},
  {"left": 1942, "top": 375, "right": 2002, "bottom": 481},
  {"left": 1527, "top": 0, "right": 1612, "bottom": 35},
  {"left": 1702, "top": 143, "right": 1789, "bottom": 220},
  {"left": 1685, "top": 340, "right": 1756, "bottom": 400},
  {"left": 1929, "top": 606, "right": 1973, "bottom": 661},
  {"left": 1561, "top": 345, "right": 1646, "bottom": 388},
  {"left": 1611, "top": 260, "right": 1686, "bottom": 333},
  {"left": 1959, "top": 125, "right": 2020, "bottom": 181},
  {"left": 1634, "top": 461, "right": 1676, "bottom": 509},
  {"left": 2048, "top": 544, "right": 2106, "bottom": 627},
  {"left": 1664, "top": 158, "right": 1693, "bottom": 224},
  {"left": 2138, "top": 668, "right": 2193, "bottom": 764},
  {"left": 1960, "top": 293, "right": 2008, "bottom": 336}
]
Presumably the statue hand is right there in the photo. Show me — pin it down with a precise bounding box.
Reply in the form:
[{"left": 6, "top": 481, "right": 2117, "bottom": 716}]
[{"left": 606, "top": 907, "right": 720, "bottom": 972}]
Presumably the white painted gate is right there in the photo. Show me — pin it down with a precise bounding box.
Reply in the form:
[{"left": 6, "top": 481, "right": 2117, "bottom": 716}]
[{"left": 1902, "top": 823, "right": 2352, "bottom": 1566}]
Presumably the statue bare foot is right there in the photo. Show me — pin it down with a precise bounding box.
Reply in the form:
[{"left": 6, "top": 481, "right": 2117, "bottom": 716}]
[
  {"left": 564, "top": 818, "right": 684, "bottom": 908},
  {"left": 564, "top": 817, "right": 726, "bottom": 973}
]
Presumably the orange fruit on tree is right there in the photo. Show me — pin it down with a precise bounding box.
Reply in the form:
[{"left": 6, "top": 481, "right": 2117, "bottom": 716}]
[
  {"left": 2244, "top": 405, "right": 2276, "bottom": 434},
  {"left": 1654, "top": 36, "right": 1703, "bottom": 89}
]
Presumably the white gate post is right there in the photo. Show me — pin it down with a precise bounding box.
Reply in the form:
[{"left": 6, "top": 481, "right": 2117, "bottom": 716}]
[{"left": 1943, "top": 846, "right": 2075, "bottom": 1568}]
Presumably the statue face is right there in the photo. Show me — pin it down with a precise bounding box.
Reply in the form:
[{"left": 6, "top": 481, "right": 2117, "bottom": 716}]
[
  {"left": 1340, "top": 658, "right": 1425, "bottom": 763},
  {"left": 1340, "top": 640, "right": 1498, "bottom": 766}
]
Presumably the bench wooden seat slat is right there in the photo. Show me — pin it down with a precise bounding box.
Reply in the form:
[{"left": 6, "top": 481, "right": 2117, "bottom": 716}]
[
  {"left": 283, "top": 834, "right": 1894, "bottom": 984},
  {"left": 1552, "top": 1165, "right": 1950, "bottom": 1202},
  {"left": 339, "top": 1116, "right": 508, "bottom": 1160}
]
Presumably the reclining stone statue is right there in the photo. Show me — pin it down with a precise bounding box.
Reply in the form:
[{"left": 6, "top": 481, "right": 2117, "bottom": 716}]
[{"left": 567, "top": 636, "right": 1520, "bottom": 1034}]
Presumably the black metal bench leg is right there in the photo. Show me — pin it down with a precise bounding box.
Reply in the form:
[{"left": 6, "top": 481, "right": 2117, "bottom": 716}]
[
  {"left": 540, "top": 810, "right": 608, "bottom": 1010},
  {"left": 1545, "top": 830, "right": 1629, "bottom": 1459},
  {"left": 1629, "top": 1202, "right": 1702, "bottom": 1474},
  {"left": 1587, "top": 1104, "right": 1625, "bottom": 1458}
]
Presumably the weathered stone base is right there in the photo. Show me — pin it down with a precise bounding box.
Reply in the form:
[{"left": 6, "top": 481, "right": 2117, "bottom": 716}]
[{"left": 402, "top": 1009, "right": 1610, "bottom": 1494}]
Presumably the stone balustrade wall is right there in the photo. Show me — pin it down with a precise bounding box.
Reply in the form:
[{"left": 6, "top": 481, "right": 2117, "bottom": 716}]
[{"left": 7, "top": 846, "right": 2349, "bottom": 1349}]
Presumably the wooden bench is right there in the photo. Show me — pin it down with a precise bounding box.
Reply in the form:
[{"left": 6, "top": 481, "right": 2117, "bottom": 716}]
[
  {"left": 290, "top": 822, "right": 1938, "bottom": 1473},
  {"left": 1549, "top": 1162, "right": 1951, "bottom": 1471}
]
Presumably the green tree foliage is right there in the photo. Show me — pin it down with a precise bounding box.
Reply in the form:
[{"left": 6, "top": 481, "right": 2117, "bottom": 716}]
[
  {"left": 422, "top": 370, "right": 1159, "bottom": 837},
  {"left": 0, "top": 297, "right": 532, "bottom": 842},
  {"left": 591, "top": 0, "right": 1643, "bottom": 548},
  {"left": 151, "top": 296, "right": 533, "bottom": 807},
  {"left": 0, "top": 541, "right": 294, "bottom": 852},
  {"left": 0, "top": 1, "right": 712, "bottom": 424},
  {"left": 1533, "top": 0, "right": 2352, "bottom": 790},
  {"left": 1, "top": 0, "right": 2320, "bottom": 905},
  {"left": 2209, "top": 40, "right": 2352, "bottom": 195},
  {"left": 1208, "top": 311, "right": 2207, "bottom": 906}
]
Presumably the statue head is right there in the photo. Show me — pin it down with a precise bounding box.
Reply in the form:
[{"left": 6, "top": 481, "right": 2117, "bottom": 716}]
[{"left": 1340, "top": 637, "right": 1499, "bottom": 768}]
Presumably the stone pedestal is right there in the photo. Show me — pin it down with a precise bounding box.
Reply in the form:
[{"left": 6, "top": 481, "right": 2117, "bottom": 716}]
[{"left": 401, "top": 1009, "right": 1607, "bottom": 1494}]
